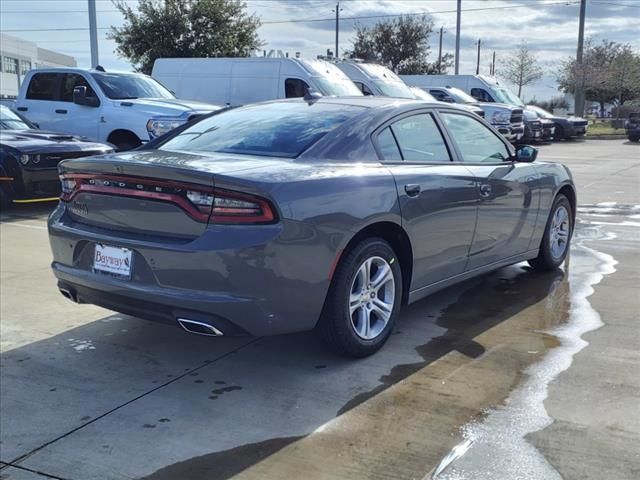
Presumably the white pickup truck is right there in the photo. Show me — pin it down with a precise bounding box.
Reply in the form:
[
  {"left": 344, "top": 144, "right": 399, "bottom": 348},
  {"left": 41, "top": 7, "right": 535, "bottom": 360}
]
[{"left": 15, "top": 67, "right": 222, "bottom": 150}]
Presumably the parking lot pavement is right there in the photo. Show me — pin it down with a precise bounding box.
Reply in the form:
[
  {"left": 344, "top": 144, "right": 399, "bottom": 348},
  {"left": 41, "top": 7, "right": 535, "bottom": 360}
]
[{"left": 1, "top": 140, "right": 638, "bottom": 480}]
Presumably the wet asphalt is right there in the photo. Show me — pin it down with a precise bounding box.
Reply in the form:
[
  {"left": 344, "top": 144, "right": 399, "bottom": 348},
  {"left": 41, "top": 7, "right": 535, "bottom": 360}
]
[{"left": 0, "top": 139, "right": 638, "bottom": 480}]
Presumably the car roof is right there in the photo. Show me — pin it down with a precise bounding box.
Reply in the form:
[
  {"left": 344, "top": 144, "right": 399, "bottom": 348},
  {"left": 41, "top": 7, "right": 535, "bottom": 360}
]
[{"left": 260, "top": 96, "right": 452, "bottom": 110}]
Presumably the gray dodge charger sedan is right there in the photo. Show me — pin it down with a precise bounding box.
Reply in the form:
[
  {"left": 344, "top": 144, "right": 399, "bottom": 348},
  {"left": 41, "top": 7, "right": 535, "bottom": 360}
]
[{"left": 49, "top": 97, "right": 575, "bottom": 357}]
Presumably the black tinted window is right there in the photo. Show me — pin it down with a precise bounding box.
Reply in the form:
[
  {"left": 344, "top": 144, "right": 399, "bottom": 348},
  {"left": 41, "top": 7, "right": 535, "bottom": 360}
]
[
  {"left": 388, "top": 114, "right": 450, "bottom": 162},
  {"left": 470, "top": 88, "right": 494, "bottom": 102},
  {"left": 354, "top": 81, "right": 374, "bottom": 96},
  {"left": 160, "top": 102, "right": 362, "bottom": 158},
  {"left": 429, "top": 90, "right": 449, "bottom": 101},
  {"left": 60, "top": 74, "right": 97, "bottom": 102},
  {"left": 441, "top": 112, "right": 509, "bottom": 163},
  {"left": 26, "top": 73, "right": 61, "bottom": 100},
  {"left": 377, "top": 127, "right": 402, "bottom": 160},
  {"left": 284, "top": 78, "right": 309, "bottom": 98}
]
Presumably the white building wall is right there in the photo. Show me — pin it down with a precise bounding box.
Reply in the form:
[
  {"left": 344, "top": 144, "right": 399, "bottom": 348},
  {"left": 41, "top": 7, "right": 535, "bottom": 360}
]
[{"left": 1, "top": 34, "right": 76, "bottom": 98}]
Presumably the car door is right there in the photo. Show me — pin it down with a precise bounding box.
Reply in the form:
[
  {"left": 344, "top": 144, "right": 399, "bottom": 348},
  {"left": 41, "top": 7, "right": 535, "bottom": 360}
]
[
  {"left": 374, "top": 111, "right": 478, "bottom": 291},
  {"left": 16, "top": 72, "right": 63, "bottom": 131},
  {"left": 438, "top": 110, "right": 540, "bottom": 270},
  {"left": 48, "top": 73, "right": 101, "bottom": 140}
]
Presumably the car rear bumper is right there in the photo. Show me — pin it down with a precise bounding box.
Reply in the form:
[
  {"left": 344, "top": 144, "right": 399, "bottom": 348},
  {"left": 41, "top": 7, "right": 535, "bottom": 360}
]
[{"left": 48, "top": 204, "right": 331, "bottom": 337}]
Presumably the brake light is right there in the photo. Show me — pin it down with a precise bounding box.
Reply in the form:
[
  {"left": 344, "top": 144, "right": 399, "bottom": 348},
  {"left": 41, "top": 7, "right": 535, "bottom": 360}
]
[
  {"left": 210, "top": 189, "right": 275, "bottom": 224},
  {"left": 58, "top": 174, "right": 276, "bottom": 225},
  {"left": 60, "top": 176, "right": 76, "bottom": 200}
]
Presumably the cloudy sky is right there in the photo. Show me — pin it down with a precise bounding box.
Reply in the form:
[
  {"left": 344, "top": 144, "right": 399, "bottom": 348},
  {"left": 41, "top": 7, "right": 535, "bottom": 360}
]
[{"left": 1, "top": 0, "right": 639, "bottom": 100}]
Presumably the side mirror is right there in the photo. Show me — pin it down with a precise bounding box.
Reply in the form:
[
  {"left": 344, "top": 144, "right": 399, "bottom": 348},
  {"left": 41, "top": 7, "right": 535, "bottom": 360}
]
[
  {"left": 515, "top": 145, "right": 538, "bottom": 162},
  {"left": 73, "top": 86, "right": 99, "bottom": 107}
]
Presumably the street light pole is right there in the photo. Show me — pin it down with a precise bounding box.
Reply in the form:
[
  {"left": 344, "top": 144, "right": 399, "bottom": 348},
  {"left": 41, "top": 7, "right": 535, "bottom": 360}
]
[
  {"left": 438, "top": 26, "right": 444, "bottom": 73},
  {"left": 455, "top": 0, "right": 461, "bottom": 74},
  {"left": 334, "top": 1, "right": 341, "bottom": 59},
  {"left": 575, "top": 0, "right": 587, "bottom": 116},
  {"left": 88, "top": 0, "right": 99, "bottom": 67},
  {"left": 476, "top": 39, "right": 481, "bottom": 75}
]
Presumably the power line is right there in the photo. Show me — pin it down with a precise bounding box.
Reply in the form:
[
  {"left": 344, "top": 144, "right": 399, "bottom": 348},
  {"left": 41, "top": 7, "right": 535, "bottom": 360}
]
[{"left": 1, "top": 0, "right": 580, "bottom": 32}]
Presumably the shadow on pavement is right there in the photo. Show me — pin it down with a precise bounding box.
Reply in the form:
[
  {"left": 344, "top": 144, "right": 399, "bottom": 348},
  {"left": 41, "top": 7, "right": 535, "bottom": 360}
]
[{"left": 1, "top": 261, "right": 569, "bottom": 480}]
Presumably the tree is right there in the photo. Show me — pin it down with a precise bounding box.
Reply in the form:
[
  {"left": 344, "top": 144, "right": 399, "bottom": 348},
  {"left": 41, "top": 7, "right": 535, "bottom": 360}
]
[
  {"left": 109, "top": 0, "right": 262, "bottom": 74},
  {"left": 557, "top": 40, "right": 640, "bottom": 115},
  {"left": 345, "top": 16, "right": 451, "bottom": 75},
  {"left": 500, "top": 43, "right": 543, "bottom": 97}
]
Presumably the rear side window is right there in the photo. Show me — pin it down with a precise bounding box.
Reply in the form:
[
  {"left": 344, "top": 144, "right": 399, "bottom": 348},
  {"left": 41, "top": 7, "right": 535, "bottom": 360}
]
[
  {"left": 377, "top": 127, "right": 402, "bottom": 160},
  {"left": 441, "top": 112, "right": 509, "bottom": 163},
  {"left": 284, "top": 78, "right": 309, "bottom": 98},
  {"left": 26, "top": 73, "right": 61, "bottom": 100},
  {"left": 470, "top": 88, "right": 494, "bottom": 102},
  {"left": 160, "top": 102, "right": 363, "bottom": 158},
  {"left": 384, "top": 113, "right": 451, "bottom": 163},
  {"left": 60, "top": 74, "right": 98, "bottom": 102}
]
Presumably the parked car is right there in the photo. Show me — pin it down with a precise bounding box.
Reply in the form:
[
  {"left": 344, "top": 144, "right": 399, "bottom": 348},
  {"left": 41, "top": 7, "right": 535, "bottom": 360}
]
[
  {"left": 152, "top": 57, "right": 362, "bottom": 106},
  {"left": 49, "top": 97, "right": 576, "bottom": 357},
  {"left": 410, "top": 86, "right": 484, "bottom": 118},
  {"left": 625, "top": 112, "right": 640, "bottom": 142},
  {"left": 401, "top": 77, "right": 524, "bottom": 143},
  {"left": 0, "top": 105, "right": 112, "bottom": 208},
  {"left": 14, "top": 67, "right": 222, "bottom": 151},
  {"left": 527, "top": 105, "right": 588, "bottom": 140},
  {"left": 521, "top": 109, "right": 543, "bottom": 143},
  {"left": 411, "top": 85, "right": 485, "bottom": 118}
]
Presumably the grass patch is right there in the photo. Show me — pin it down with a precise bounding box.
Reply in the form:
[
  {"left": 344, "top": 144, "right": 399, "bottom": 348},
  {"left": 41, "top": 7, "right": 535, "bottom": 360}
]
[{"left": 588, "top": 121, "right": 624, "bottom": 135}]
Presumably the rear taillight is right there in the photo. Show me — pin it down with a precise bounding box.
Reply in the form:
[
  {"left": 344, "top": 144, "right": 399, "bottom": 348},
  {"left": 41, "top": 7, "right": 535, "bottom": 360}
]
[
  {"left": 209, "top": 189, "right": 275, "bottom": 224},
  {"left": 60, "top": 176, "right": 76, "bottom": 200},
  {"left": 58, "top": 174, "right": 276, "bottom": 225}
]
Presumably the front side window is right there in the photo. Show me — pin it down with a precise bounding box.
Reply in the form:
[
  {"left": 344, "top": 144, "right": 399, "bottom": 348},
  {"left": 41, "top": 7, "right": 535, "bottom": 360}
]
[
  {"left": 441, "top": 112, "right": 510, "bottom": 163},
  {"left": 354, "top": 81, "right": 374, "bottom": 96},
  {"left": 429, "top": 90, "right": 451, "bottom": 102},
  {"left": 60, "top": 74, "right": 98, "bottom": 102},
  {"left": 160, "top": 102, "right": 363, "bottom": 158},
  {"left": 284, "top": 78, "right": 309, "bottom": 98},
  {"left": 26, "top": 72, "right": 61, "bottom": 100},
  {"left": 91, "top": 72, "right": 174, "bottom": 100},
  {"left": 385, "top": 113, "right": 450, "bottom": 162},
  {"left": 470, "top": 88, "right": 494, "bottom": 103}
]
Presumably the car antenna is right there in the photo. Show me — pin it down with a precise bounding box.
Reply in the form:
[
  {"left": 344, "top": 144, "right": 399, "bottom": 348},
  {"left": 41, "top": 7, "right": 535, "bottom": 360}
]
[{"left": 94, "top": 65, "right": 106, "bottom": 72}]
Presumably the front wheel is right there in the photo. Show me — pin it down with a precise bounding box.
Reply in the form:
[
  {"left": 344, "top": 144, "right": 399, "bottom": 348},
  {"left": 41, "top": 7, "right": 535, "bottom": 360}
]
[
  {"left": 317, "top": 238, "right": 402, "bottom": 357},
  {"left": 529, "top": 194, "right": 573, "bottom": 271}
]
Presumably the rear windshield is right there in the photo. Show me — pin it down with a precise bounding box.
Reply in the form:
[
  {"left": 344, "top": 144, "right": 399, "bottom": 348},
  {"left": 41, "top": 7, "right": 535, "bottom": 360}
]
[{"left": 159, "top": 102, "right": 363, "bottom": 158}]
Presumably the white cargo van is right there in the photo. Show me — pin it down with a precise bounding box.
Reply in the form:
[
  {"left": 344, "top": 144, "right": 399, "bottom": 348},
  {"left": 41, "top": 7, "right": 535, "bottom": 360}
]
[
  {"left": 334, "top": 62, "right": 416, "bottom": 99},
  {"left": 152, "top": 58, "right": 362, "bottom": 106},
  {"left": 400, "top": 74, "right": 525, "bottom": 107}
]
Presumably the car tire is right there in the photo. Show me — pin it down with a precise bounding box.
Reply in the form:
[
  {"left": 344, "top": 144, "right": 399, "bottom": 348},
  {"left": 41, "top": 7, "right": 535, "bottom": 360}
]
[
  {"left": 629, "top": 136, "right": 640, "bottom": 142},
  {"left": 0, "top": 187, "right": 12, "bottom": 211},
  {"left": 317, "top": 238, "right": 403, "bottom": 357},
  {"left": 554, "top": 124, "right": 565, "bottom": 141},
  {"left": 529, "top": 194, "right": 573, "bottom": 271}
]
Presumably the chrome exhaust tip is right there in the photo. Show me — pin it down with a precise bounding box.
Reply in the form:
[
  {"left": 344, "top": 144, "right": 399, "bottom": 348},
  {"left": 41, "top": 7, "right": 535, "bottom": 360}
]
[
  {"left": 59, "top": 287, "right": 78, "bottom": 303},
  {"left": 177, "top": 318, "right": 223, "bottom": 337}
]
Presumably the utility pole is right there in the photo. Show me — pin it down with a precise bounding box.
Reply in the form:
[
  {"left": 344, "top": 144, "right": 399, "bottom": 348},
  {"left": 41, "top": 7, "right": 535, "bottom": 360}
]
[
  {"left": 438, "top": 26, "right": 444, "bottom": 73},
  {"left": 88, "top": 0, "right": 99, "bottom": 67},
  {"left": 455, "top": 0, "right": 461, "bottom": 74},
  {"left": 334, "top": 1, "right": 342, "bottom": 59},
  {"left": 491, "top": 51, "right": 496, "bottom": 76},
  {"left": 575, "top": 0, "right": 587, "bottom": 116},
  {"left": 476, "top": 39, "right": 481, "bottom": 75}
]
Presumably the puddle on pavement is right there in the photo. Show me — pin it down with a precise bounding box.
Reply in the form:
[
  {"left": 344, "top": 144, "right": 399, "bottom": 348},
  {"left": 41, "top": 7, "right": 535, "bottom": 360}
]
[{"left": 141, "top": 224, "right": 616, "bottom": 480}]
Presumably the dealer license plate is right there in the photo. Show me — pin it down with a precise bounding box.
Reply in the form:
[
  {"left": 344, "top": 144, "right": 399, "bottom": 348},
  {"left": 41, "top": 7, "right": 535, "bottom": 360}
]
[{"left": 93, "top": 244, "right": 132, "bottom": 278}]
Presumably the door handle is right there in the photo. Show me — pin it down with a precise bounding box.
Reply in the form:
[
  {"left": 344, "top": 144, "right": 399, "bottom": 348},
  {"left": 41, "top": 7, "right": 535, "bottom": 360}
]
[
  {"left": 55, "top": 109, "right": 67, "bottom": 114},
  {"left": 404, "top": 184, "right": 421, "bottom": 197},
  {"left": 479, "top": 184, "right": 492, "bottom": 198},
  {"left": 17, "top": 107, "right": 28, "bottom": 112}
]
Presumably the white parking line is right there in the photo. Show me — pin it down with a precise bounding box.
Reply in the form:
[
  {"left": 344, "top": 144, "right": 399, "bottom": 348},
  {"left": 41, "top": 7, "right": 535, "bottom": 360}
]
[{"left": 0, "top": 222, "right": 47, "bottom": 230}]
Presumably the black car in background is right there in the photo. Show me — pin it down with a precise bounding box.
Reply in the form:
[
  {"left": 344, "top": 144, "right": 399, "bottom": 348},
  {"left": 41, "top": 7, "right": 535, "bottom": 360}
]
[
  {"left": 0, "top": 105, "right": 113, "bottom": 208},
  {"left": 527, "top": 105, "right": 588, "bottom": 140},
  {"left": 625, "top": 113, "right": 640, "bottom": 142}
]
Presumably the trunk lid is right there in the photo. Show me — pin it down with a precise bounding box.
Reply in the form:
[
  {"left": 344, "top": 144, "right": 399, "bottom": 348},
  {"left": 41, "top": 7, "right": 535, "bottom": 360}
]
[{"left": 59, "top": 150, "right": 286, "bottom": 239}]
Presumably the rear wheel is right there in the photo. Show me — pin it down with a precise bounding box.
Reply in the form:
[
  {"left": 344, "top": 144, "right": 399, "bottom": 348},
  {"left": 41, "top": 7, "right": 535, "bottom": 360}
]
[
  {"left": 317, "top": 238, "right": 402, "bottom": 357},
  {"left": 529, "top": 194, "right": 573, "bottom": 271}
]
